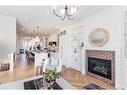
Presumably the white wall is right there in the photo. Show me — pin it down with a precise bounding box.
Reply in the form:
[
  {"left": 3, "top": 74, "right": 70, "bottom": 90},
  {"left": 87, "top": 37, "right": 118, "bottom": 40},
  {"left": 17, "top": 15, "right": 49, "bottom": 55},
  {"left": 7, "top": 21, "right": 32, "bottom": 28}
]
[
  {"left": 60, "top": 7, "right": 124, "bottom": 89},
  {"left": 59, "top": 28, "right": 71, "bottom": 67},
  {"left": 84, "top": 7, "right": 122, "bottom": 48},
  {"left": 123, "top": 7, "right": 127, "bottom": 90},
  {"left": 83, "top": 7, "right": 123, "bottom": 89},
  {"left": 0, "top": 14, "right": 16, "bottom": 60},
  {"left": 16, "top": 34, "right": 20, "bottom": 54}
]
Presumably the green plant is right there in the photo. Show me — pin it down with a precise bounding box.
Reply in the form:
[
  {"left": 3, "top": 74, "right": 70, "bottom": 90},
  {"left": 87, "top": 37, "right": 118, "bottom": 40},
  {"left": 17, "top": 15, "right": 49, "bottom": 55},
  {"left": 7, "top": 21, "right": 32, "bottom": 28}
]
[{"left": 44, "top": 68, "right": 59, "bottom": 83}]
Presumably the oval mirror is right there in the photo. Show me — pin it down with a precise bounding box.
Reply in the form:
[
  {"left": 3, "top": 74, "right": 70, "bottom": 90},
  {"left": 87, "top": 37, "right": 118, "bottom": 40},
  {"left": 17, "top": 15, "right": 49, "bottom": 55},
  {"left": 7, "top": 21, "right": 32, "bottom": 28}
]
[{"left": 88, "top": 28, "right": 109, "bottom": 47}]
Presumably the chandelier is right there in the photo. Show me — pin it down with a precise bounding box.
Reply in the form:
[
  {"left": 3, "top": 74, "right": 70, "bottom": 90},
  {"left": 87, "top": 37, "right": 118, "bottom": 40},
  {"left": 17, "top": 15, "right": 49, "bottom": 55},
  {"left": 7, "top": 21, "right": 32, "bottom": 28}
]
[
  {"left": 52, "top": 5, "right": 78, "bottom": 21},
  {"left": 31, "top": 26, "right": 40, "bottom": 43}
]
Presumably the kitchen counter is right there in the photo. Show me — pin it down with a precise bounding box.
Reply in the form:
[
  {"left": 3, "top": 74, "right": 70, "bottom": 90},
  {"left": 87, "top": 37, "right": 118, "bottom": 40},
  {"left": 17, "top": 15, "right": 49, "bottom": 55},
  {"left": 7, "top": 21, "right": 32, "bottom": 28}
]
[
  {"left": 28, "top": 51, "right": 48, "bottom": 67},
  {"left": 34, "top": 52, "right": 48, "bottom": 67}
]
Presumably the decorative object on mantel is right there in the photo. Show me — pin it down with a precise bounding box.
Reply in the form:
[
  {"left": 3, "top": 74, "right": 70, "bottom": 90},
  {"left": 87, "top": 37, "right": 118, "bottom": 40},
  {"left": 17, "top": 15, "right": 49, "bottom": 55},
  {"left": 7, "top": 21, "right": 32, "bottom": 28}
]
[
  {"left": 52, "top": 5, "right": 78, "bottom": 21},
  {"left": 88, "top": 28, "right": 109, "bottom": 47}
]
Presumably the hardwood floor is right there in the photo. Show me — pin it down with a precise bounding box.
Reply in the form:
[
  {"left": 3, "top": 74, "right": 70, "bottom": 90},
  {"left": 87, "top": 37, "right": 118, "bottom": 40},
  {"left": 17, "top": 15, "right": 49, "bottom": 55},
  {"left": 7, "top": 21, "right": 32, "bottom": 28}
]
[
  {"left": 0, "top": 54, "right": 36, "bottom": 84},
  {"left": 61, "top": 66, "right": 115, "bottom": 89},
  {"left": 0, "top": 55, "right": 115, "bottom": 90}
]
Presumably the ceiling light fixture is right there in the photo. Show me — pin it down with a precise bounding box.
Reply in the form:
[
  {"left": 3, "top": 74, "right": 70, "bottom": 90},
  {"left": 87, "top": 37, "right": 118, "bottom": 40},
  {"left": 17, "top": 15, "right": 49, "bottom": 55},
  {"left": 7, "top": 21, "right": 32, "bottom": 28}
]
[
  {"left": 32, "top": 26, "right": 40, "bottom": 42},
  {"left": 52, "top": 5, "right": 78, "bottom": 21}
]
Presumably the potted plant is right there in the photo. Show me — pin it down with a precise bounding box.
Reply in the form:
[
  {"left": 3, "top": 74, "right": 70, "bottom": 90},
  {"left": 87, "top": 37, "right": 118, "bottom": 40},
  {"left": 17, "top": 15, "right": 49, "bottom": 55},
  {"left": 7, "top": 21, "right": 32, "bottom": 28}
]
[
  {"left": 44, "top": 68, "right": 59, "bottom": 83},
  {"left": 43, "top": 68, "right": 59, "bottom": 89}
]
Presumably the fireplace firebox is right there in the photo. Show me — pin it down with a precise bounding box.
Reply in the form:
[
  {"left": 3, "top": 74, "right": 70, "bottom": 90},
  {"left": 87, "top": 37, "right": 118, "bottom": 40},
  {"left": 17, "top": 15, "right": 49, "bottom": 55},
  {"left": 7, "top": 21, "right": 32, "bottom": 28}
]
[{"left": 88, "top": 57, "right": 112, "bottom": 80}]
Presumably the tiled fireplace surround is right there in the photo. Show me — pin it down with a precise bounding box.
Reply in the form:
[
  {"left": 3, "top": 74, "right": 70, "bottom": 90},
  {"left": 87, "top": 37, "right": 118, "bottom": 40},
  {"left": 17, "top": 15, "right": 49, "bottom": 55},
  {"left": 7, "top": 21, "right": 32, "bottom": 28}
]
[{"left": 86, "top": 50, "right": 115, "bottom": 85}]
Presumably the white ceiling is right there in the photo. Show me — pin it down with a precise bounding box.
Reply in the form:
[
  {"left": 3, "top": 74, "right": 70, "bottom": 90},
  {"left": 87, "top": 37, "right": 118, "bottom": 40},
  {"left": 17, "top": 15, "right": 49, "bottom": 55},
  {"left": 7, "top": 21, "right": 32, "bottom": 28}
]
[{"left": 0, "top": 6, "right": 110, "bottom": 36}]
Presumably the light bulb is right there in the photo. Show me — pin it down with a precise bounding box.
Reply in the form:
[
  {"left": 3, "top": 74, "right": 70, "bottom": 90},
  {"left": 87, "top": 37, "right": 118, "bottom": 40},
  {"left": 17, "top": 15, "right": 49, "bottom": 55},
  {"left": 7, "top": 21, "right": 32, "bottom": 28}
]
[
  {"left": 60, "top": 9, "right": 65, "bottom": 16},
  {"left": 35, "top": 36, "right": 40, "bottom": 42},
  {"left": 70, "top": 6, "right": 78, "bottom": 15}
]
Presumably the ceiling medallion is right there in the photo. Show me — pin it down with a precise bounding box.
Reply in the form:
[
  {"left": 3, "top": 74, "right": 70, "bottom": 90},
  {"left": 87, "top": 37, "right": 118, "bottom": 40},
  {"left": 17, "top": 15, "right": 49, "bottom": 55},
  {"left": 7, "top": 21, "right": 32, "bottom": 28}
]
[{"left": 52, "top": 5, "right": 78, "bottom": 21}]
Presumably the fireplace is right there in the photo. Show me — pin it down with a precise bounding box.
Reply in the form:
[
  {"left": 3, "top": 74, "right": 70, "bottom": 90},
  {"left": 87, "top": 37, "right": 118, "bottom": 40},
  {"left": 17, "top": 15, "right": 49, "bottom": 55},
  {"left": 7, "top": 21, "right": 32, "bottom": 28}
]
[
  {"left": 88, "top": 57, "right": 112, "bottom": 80},
  {"left": 86, "top": 50, "right": 115, "bottom": 85}
]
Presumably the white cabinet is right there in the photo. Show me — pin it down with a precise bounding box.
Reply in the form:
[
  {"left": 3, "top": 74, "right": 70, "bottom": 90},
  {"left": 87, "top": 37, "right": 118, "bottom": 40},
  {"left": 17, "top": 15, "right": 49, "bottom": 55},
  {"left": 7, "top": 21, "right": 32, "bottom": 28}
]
[
  {"left": 71, "top": 53, "right": 81, "bottom": 71},
  {"left": 71, "top": 32, "right": 84, "bottom": 41},
  {"left": 71, "top": 47, "right": 82, "bottom": 71},
  {"left": 71, "top": 40, "right": 83, "bottom": 47},
  {"left": 71, "top": 47, "right": 81, "bottom": 68},
  {"left": 71, "top": 47, "right": 82, "bottom": 54},
  {"left": 70, "top": 28, "right": 84, "bottom": 71}
]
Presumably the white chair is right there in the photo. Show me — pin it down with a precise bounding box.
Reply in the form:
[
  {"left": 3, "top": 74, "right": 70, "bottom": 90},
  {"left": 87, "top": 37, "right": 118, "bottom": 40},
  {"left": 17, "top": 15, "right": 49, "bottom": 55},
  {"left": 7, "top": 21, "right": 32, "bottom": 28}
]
[
  {"left": 0, "top": 53, "right": 15, "bottom": 72},
  {"left": 8, "top": 53, "right": 15, "bottom": 72},
  {"left": 25, "top": 51, "right": 35, "bottom": 63}
]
